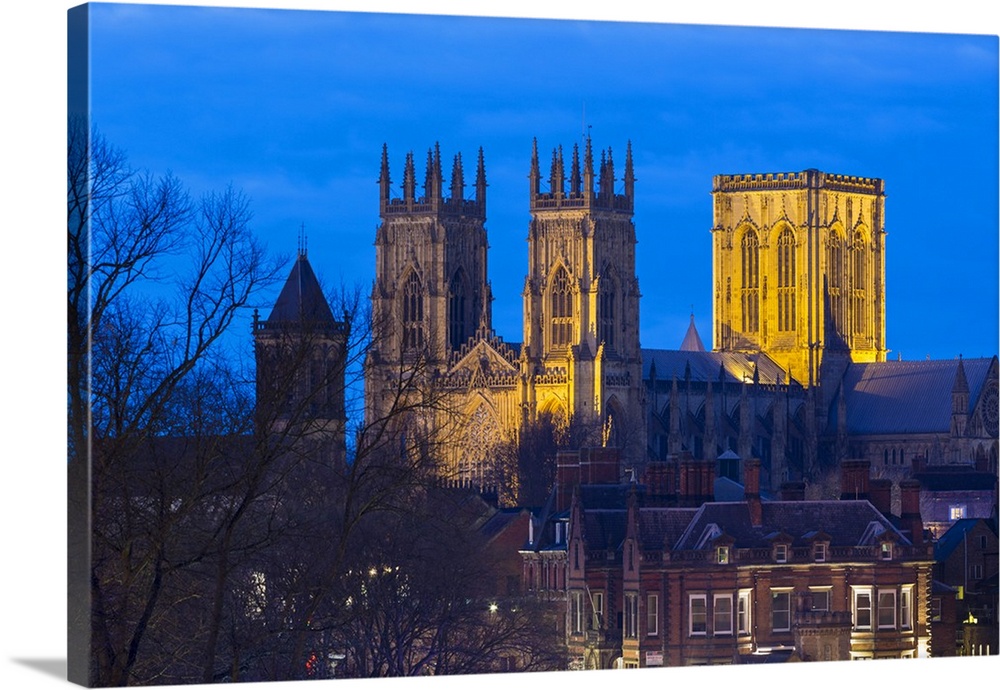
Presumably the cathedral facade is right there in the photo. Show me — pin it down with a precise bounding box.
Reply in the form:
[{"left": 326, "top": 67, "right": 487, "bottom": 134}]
[
  {"left": 359, "top": 140, "right": 998, "bottom": 502},
  {"left": 364, "top": 139, "right": 645, "bottom": 494}
]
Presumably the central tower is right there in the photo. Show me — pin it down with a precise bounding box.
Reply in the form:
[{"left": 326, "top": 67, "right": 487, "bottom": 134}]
[{"left": 522, "top": 138, "right": 645, "bottom": 461}]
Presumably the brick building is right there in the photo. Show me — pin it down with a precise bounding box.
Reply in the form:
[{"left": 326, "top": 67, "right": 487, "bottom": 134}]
[{"left": 523, "top": 450, "right": 936, "bottom": 667}]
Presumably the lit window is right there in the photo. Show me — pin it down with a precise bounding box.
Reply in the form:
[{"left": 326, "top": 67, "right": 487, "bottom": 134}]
[
  {"left": 647, "top": 594, "right": 659, "bottom": 636},
  {"left": 949, "top": 504, "right": 966, "bottom": 521},
  {"left": 880, "top": 542, "right": 892, "bottom": 560},
  {"left": 901, "top": 587, "right": 913, "bottom": 630},
  {"left": 737, "top": 590, "right": 751, "bottom": 635},
  {"left": 714, "top": 594, "right": 733, "bottom": 635},
  {"left": 717, "top": 545, "right": 730, "bottom": 564},
  {"left": 772, "top": 590, "right": 791, "bottom": 632},
  {"left": 930, "top": 597, "right": 942, "bottom": 622},
  {"left": 590, "top": 591, "right": 604, "bottom": 630},
  {"left": 878, "top": 590, "right": 896, "bottom": 629},
  {"left": 689, "top": 594, "right": 707, "bottom": 636},
  {"left": 570, "top": 591, "right": 583, "bottom": 634},
  {"left": 624, "top": 593, "right": 638, "bottom": 639},
  {"left": 853, "top": 588, "right": 873, "bottom": 630},
  {"left": 777, "top": 228, "right": 797, "bottom": 332}
]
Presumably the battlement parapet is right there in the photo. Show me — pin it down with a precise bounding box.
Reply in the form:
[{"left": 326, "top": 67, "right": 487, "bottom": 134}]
[{"left": 713, "top": 170, "right": 884, "bottom": 196}]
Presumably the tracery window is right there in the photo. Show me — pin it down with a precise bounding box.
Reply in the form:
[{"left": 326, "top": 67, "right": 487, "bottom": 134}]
[
  {"left": 599, "top": 281, "right": 616, "bottom": 351},
  {"left": 448, "top": 270, "right": 467, "bottom": 351},
  {"left": 550, "top": 266, "right": 573, "bottom": 348},
  {"left": 741, "top": 230, "right": 760, "bottom": 333},
  {"left": 776, "top": 228, "right": 796, "bottom": 332},
  {"left": 402, "top": 271, "right": 424, "bottom": 351},
  {"left": 852, "top": 231, "right": 868, "bottom": 337},
  {"left": 827, "top": 229, "right": 844, "bottom": 333}
]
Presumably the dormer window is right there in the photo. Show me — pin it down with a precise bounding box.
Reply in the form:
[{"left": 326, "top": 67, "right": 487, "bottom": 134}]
[
  {"left": 717, "top": 546, "right": 730, "bottom": 564},
  {"left": 774, "top": 543, "right": 788, "bottom": 563},
  {"left": 880, "top": 542, "right": 892, "bottom": 561},
  {"left": 813, "top": 543, "right": 827, "bottom": 562}
]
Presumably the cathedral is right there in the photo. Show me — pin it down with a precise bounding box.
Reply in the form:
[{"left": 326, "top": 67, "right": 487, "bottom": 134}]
[{"left": 357, "top": 139, "right": 998, "bottom": 503}]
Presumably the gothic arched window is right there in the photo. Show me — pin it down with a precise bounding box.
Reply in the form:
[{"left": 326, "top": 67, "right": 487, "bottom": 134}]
[
  {"left": 827, "top": 229, "right": 845, "bottom": 334},
  {"left": 402, "top": 271, "right": 424, "bottom": 351},
  {"left": 776, "top": 228, "right": 796, "bottom": 332},
  {"left": 852, "top": 231, "right": 868, "bottom": 337},
  {"left": 741, "top": 230, "right": 760, "bottom": 333},
  {"left": 599, "top": 276, "right": 617, "bottom": 351},
  {"left": 550, "top": 267, "right": 573, "bottom": 348},
  {"left": 449, "top": 269, "right": 467, "bottom": 351}
]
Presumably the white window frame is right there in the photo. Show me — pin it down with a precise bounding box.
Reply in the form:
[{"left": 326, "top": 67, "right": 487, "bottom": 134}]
[
  {"left": 737, "top": 590, "right": 752, "bottom": 635},
  {"left": 717, "top": 545, "right": 730, "bottom": 564},
  {"left": 949, "top": 504, "right": 966, "bottom": 521},
  {"left": 880, "top": 542, "right": 893, "bottom": 561},
  {"left": 852, "top": 587, "right": 873, "bottom": 630},
  {"left": 774, "top": 543, "right": 788, "bottom": 563},
  {"left": 689, "top": 594, "right": 707, "bottom": 636},
  {"left": 877, "top": 589, "right": 896, "bottom": 630},
  {"left": 714, "top": 593, "right": 734, "bottom": 636},
  {"left": 771, "top": 589, "right": 792, "bottom": 632},
  {"left": 900, "top": 586, "right": 913, "bottom": 631},
  {"left": 647, "top": 593, "right": 659, "bottom": 636},
  {"left": 813, "top": 542, "right": 827, "bottom": 562},
  {"left": 810, "top": 587, "right": 831, "bottom": 612},
  {"left": 570, "top": 590, "right": 584, "bottom": 634},
  {"left": 624, "top": 593, "right": 638, "bottom": 639},
  {"left": 590, "top": 591, "right": 604, "bottom": 630}
]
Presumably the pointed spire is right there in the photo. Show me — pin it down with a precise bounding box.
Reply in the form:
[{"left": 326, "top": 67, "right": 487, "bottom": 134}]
[
  {"left": 570, "top": 143, "right": 581, "bottom": 196},
  {"left": 549, "top": 146, "right": 565, "bottom": 197},
  {"left": 450, "top": 153, "right": 464, "bottom": 203},
  {"left": 475, "top": 146, "right": 487, "bottom": 210},
  {"left": 624, "top": 140, "right": 635, "bottom": 203},
  {"left": 403, "top": 151, "right": 416, "bottom": 205},
  {"left": 583, "top": 135, "right": 595, "bottom": 196},
  {"left": 953, "top": 354, "right": 969, "bottom": 394},
  {"left": 529, "top": 137, "right": 541, "bottom": 197},
  {"left": 680, "top": 313, "right": 706, "bottom": 352},
  {"left": 378, "top": 143, "right": 391, "bottom": 210},
  {"left": 424, "top": 148, "right": 434, "bottom": 201}
]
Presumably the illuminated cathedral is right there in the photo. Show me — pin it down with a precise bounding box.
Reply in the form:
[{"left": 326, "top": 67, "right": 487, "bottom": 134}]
[{"left": 361, "top": 140, "right": 999, "bottom": 503}]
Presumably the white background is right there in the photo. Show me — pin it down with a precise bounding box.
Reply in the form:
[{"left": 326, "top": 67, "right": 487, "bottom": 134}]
[{"left": 1, "top": 1, "right": 997, "bottom": 689}]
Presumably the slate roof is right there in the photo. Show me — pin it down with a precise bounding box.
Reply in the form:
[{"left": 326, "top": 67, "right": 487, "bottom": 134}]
[
  {"left": 637, "top": 508, "right": 699, "bottom": 551},
  {"left": 642, "top": 349, "right": 790, "bottom": 386},
  {"left": 934, "top": 518, "right": 998, "bottom": 562},
  {"left": 836, "top": 357, "right": 994, "bottom": 435},
  {"left": 673, "top": 500, "right": 908, "bottom": 550},
  {"left": 266, "top": 253, "right": 337, "bottom": 326}
]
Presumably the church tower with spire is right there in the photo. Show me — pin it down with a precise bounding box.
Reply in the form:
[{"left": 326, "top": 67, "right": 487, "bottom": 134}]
[
  {"left": 522, "top": 138, "right": 645, "bottom": 463},
  {"left": 254, "top": 248, "right": 349, "bottom": 469},
  {"left": 366, "top": 143, "right": 491, "bottom": 420}
]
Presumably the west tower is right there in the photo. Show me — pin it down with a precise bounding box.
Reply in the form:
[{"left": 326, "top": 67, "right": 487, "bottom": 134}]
[
  {"left": 366, "top": 143, "right": 491, "bottom": 420},
  {"left": 522, "top": 138, "right": 645, "bottom": 463},
  {"left": 711, "top": 170, "right": 887, "bottom": 387}
]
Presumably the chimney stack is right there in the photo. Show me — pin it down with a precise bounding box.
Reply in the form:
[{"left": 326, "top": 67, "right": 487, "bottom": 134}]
[
  {"left": 900, "top": 479, "right": 924, "bottom": 546},
  {"left": 868, "top": 478, "right": 893, "bottom": 516},
  {"left": 840, "top": 460, "right": 871, "bottom": 501}
]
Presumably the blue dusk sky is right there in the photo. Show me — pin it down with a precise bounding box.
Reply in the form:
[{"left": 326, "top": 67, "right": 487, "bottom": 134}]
[{"left": 79, "top": 2, "right": 999, "bottom": 363}]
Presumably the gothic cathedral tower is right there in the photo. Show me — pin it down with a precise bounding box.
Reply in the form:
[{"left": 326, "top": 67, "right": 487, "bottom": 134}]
[
  {"left": 366, "top": 143, "right": 490, "bottom": 421},
  {"left": 711, "top": 170, "right": 887, "bottom": 387},
  {"left": 522, "top": 138, "right": 645, "bottom": 462}
]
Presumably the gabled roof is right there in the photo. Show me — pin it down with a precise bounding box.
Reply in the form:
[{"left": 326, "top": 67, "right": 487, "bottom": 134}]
[
  {"left": 934, "top": 517, "right": 999, "bottom": 562},
  {"left": 642, "top": 349, "right": 790, "bottom": 386},
  {"left": 837, "top": 358, "right": 994, "bottom": 435},
  {"left": 266, "top": 253, "right": 337, "bottom": 326},
  {"left": 673, "top": 500, "right": 907, "bottom": 550}
]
